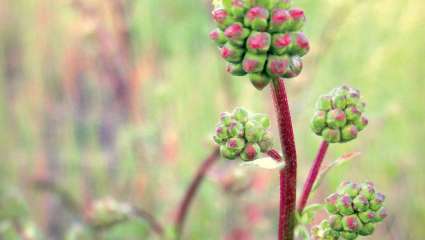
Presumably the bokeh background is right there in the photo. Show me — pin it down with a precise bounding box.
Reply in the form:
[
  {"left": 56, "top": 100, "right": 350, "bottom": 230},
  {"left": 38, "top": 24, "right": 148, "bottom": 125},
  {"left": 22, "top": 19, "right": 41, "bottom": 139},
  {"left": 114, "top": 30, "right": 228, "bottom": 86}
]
[{"left": 0, "top": 0, "right": 424, "bottom": 239}]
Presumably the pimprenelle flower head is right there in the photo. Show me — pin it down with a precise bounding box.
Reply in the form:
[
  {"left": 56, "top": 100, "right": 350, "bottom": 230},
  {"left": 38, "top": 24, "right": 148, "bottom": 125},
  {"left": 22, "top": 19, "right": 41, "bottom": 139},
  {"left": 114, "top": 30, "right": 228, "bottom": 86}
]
[
  {"left": 312, "top": 181, "right": 387, "bottom": 239},
  {"left": 214, "top": 107, "right": 273, "bottom": 161},
  {"left": 311, "top": 85, "right": 368, "bottom": 143},
  {"left": 210, "top": 0, "right": 310, "bottom": 90}
]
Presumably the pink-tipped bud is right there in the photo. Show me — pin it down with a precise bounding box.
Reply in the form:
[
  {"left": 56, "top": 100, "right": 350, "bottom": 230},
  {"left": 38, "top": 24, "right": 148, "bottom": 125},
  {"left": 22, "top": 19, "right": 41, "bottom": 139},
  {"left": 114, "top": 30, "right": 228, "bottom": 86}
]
[
  {"left": 246, "top": 32, "right": 271, "bottom": 54},
  {"left": 271, "top": 33, "right": 292, "bottom": 55},
  {"left": 269, "top": 9, "right": 291, "bottom": 33},
  {"left": 266, "top": 55, "right": 289, "bottom": 77}
]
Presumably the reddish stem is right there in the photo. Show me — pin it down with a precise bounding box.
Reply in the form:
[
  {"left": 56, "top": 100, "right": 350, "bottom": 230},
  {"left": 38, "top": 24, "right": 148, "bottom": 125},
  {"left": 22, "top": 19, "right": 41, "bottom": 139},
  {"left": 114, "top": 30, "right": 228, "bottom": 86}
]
[
  {"left": 297, "top": 140, "right": 329, "bottom": 213},
  {"left": 271, "top": 78, "right": 297, "bottom": 240},
  {"left": 175, "top": 147, "right": 220, "bottom": 239},
  {"left": 133, "top": 207, "right": 164, "bottom": 236},
  {"left": 267, "top": 149, "right": 283, "bottom": 162}
]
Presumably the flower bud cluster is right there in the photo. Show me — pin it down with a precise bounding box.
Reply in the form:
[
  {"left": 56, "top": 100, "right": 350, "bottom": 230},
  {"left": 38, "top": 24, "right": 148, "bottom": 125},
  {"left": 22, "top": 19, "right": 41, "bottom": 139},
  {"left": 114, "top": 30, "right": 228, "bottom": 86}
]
[
  {"left": 210, "top": 0, "right": 310, "bottom": 90},
  {"left": 312, "top": 181, "right": 387, "bottom": 240},
  {"left": 311, "top": 86, "right": 368, "bottom": 143},
  {"left": 214, "top": 107, "right": 273, "bottom": 161}
]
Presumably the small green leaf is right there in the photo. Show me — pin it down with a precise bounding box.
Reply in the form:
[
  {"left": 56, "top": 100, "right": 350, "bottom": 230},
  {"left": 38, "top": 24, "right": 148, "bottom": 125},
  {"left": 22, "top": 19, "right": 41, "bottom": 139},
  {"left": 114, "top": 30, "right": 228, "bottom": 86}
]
[
  {"left": 298, "top": 204, "right": 323, "bottom": 224},
  {"left": 240, "top": 156, "right": 285, "bottom": 170},
  {"left": 312, "top": 152, "right": 361, "bottom": 192}
]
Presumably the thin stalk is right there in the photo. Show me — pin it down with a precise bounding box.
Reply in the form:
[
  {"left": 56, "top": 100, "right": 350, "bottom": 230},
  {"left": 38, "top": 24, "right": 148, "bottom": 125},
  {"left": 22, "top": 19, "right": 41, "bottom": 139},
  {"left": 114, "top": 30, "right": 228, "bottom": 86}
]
[
  {"left": 271, "top": 78, "right": 297, "bottom": 240},
  {"left": 297, "top": 141, "right": 329, "bottom": 213},
  {"left": 175, "top": 147, "right": 220, "bottom": 239},
  {"left": 133, "top": 207, "right": 164, "bottom": 236}
]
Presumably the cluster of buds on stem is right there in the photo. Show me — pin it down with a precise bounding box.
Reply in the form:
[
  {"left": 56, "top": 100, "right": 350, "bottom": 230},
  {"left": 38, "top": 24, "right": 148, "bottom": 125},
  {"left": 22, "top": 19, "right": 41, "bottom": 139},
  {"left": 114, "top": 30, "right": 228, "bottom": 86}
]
[
  {"left": 87, "top": 198, "right": 132, "bottom": 228},
  {"left": 214, "top": 107, "right": 273, "bottom": 161},
  {"left": 312, "top": 181, "right": 387, "bottom": 240},
  {"left": 311, "top": 86, "right": 368, "bottom": 143},
  {"left": 210, "top": 0, "right": 310, "bottom": 90}
]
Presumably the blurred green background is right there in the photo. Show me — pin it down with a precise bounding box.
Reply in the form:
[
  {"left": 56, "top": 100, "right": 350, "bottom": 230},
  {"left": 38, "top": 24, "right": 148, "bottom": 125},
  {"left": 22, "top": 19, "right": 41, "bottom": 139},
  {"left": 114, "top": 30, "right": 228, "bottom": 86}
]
[{"left": 0, "top": 0, "right": 424, "bottom": 239}]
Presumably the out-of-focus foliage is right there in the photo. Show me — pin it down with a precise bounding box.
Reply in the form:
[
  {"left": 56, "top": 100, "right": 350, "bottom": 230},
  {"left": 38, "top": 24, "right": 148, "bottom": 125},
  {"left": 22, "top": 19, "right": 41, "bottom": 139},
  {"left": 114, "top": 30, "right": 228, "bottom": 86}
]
[{"left": 0, "top": 0, "right": 424, "bottom": 239}]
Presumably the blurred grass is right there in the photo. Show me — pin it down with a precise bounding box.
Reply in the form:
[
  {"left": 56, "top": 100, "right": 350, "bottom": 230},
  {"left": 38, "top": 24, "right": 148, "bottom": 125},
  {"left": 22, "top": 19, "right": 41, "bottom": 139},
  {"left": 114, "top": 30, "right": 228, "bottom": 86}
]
[{"left": 0, "top": 0, "right": 424, "bottom": 239}]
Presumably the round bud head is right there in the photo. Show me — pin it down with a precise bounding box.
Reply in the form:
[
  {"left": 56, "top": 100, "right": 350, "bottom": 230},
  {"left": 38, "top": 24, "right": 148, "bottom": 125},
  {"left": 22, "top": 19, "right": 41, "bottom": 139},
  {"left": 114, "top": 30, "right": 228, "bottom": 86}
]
[
  {"left": 220, "top": 145, "right": 237, "bottom": 160},
  {"left": 340, "top": 231, "right": 357, "bottom": 240},
  {"left": 242, "top": 53, "right": 267, "bottom": 73},
  {"left": 271, "top": 33, "right": 292, "bottom": 55},
  {"left": 258, "top": 131, "right": 273, "bottom": 152},
  {"left": 290, "top": 32, "right": 310, "bottom": 56},
  {"left": 336, "top": 194, "right": 354, "bottom": 215},
  {"left": 252, "top": 113, "right": 271, "bottom": 129},
  {"left": 210, "top": 28, "right": 227, "bottom": 47},
  {"left": 269, "top": 9, "right": 291, "bottom": 33},
  {"left": 370, "top": 192, "right": 385, "bottom": 211},
  {"left": 226, "top": 63, "right": 247, "bottom": 76},
  {"left": 283, "top": 56, "right": 303, "bottom": 78},
  {"left": 233, "top": 107, "right": 249, "bottom": 123},
  {"left": 341, "top": 124, "right": 358, "bottom": 142},
  {"left": 342, "top": 215, "right": 361, "bottom": 232},
  {"left": 221, "top": 112, "right": 233, "bottom": 126},
  {"left": 322, "top": 128, "right": 341, "bottom": 143},
  {"left": 358, "top": 222, "right": 375, "bottom": 236},
  {"left": 249, "top": 73, "right": 271, "bottom": 90},
  {"left": 345, "top": 106, "right": 361, "bottom": 121},
  {"left": 325, "top": 193, "right": 341, "bottom": 214},
  {"left": 374, "top": 207, "right": 388, "bottom": 222},
  {"left": 227, "top": 120, "right": 245, "bottom": 137},
  {"left": 212, "top": 8, "right": 233, "bottom": 30},
  {"left": 288, "top": 8, "right": 305, "bottom": 31},
  {"left": 359, "top": 182, "right": 375, "bottom": 200},
  {"left": 311, "top": 111, "right": 327, "bottom": 135},
  {"left": 329, "top": 215, "right": 343, "bottom": 231},
  {"left": 247, "top": 32, "right": 271, "bottom": 54},
  {"left": 244, "top": 6, "right": 269, "bottom": 31},
  {"left": 358, "top": 210, "right": 377, "bottom": 224},
  {"left": 220, "top": 43, "right": 244, "bottom": 63},
  {"left": 326, "top": 109, "right": 347, "bottom": 129},
  {"left": 353, "top": 194, "right": 369, "bottom": 212},
  {"left": 266, "top": 55, "right": 290, "bottom": 77},
  {"left": 316, "top": 95, "right": 333, "bottom": 111},
  {"left": 240, "top": 143, "right": 261, "bottom": 161},
  {"left": 224, "top": 23, "right": 250, "bottom": 46},
  {"left": 354, "top": 116, "right": 368, "bottom": 132},
  {"left": 245, "top": 120, "right": 265, "bottom": 143}
]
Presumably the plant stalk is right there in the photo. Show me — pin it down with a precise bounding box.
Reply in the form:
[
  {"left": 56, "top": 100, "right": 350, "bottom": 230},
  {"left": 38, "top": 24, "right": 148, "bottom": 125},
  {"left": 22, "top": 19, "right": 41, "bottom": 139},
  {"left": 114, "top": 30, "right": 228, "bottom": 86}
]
[
  {"left": 271, "top": 78, "right": 297, "bottom": 240},
  {"left": 175, "top": 147, "right": 220, "bottom": 239},
  {"left": 297, "top": 140, "right": 329, "bottom": 213}
]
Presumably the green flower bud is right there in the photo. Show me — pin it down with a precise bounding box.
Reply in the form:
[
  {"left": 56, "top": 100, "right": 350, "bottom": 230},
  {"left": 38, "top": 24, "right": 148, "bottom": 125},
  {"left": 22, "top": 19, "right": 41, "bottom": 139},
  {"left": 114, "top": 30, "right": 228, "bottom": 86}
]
[
  {"left": 209, "top": 28, "right": 227, "bottom": 47},
  {"left": 227, "top": 120, "right": 245, "bottom": 137},
  {"left": 332, "top": 94, "right": 347, "bottom": 109},
  {"left": 233, "top": 107, "right": 249, "bottom": 123},
  {"left": 340, "top": 231, "right": 357, "bottom": 240},
  {"left": 358, "top": 210, "right": 376, "bottom": 224},
  {"left": 338, "top": 182, "right": 360, "bottom": 198},
  {"left": 359, "top": 182, "right": 375, "bottom": 200},
  {"left": 289, "top": 32, "right": 309, "bottom": 57},
  {"left": 275, "top": 0, "right": 291, "bottom": 9},
  {"left": 353, "top": 194, "right": 369, "bottom": 212},
  {"left": 370, "top": 192, "right": 385, "bottom": 211},
  {"left": 230, "top": 0, "right": 247, "bottom": 19},
  {"left": 242, "top": 52, "right": 267, "bottom": 73},
  {"left": 311, "top": 111, "right": 327, "bottom": 135},
  {"left": 216, "top": 124, "right": 229, "bottom": 139},
  {"left": 212, "top": 8, "right": 234, "bottom": 30},
  {"left": 269, "top": 9, "right": 291, "bottom": 33},
  {"left": 226, "top": 63, "right": 247, "bottom": 76},
  {"left": 220, "top": 42, "right": 244, "bottom": 63},
  {"left": 258, "top": 131, "right": 273, "bottom": 152},
  {"left": 345, "top": 106, "right": 361, "bottom": 121},
  {"left": 325, "top": 193, "right": 341, "bottom": 214},
  {"left": 288, "top": 8, "right": 305, "bottom": 31},
  {"left": 326, "top": 109, "right": 347, "bottom": 129},
  {"left": 245, "top": 120, "right": 265, "bottom": 143},
  {"left": 271, "top": 33, "right": 291, "bottom": 55},
  {"left": 252, "top": 113, "right": 271, "bottom": 129},
  {"left": 358, "top": 222, "right": 375, "bottom": 236},
  {"left": 329, "top": 215, "right": 343, "bottom": 231},
  {"left": 374, "top": 207, "right": 388, "bottom": 222},
  {"left": 336, "top": 194, "right": 354, "bottom": 216},
  {"left": 283, "top": 56, "right": 303, "bottom": 78},
  {"left": 355, "top": 101, "right": 366, "bottom": 112},
  {"left": 244, "top": 6, "right": 269, "bottom": 31},
  {"left": 316, "top": 95, "right": 333, "bottom": 111},
  {"left": 240, "top": 143, "right": 261, "bottom": 161},
  {"left": 246, "top": 31, "right": 271, "bottom": 54},
  {"left": 341, "top": 124, "right": 358, "bottom": 142},
  {"left": 213, "top": 135, "right": 226, "bottom": 144},
  {"left": 322, "top": 128, "right": 341, "bottom": 143},
  {"left": 354, "top": 116, "right": 368, "bottom": 132},
  {"left": 266, "top": 55, "right": 290, "bottom": 77},
  {"left": 224, "top": 22, "right": 250, "bottom": 47},
  {"left": 220, "top": 145, "right": 237, "bottom": 159},
  {"left": 249, "top": 73, "right": 271, "bottom": 90},
  {"left": 226, "top": 137, "right": 246, "bottom": 154},
  {"left": 346, "top": 89, "right": 360, "bottom": 106},
  {"left": 342, "top": 215, "right": 361, "bottom": 232},
  {"left": 220, "top": 112, "right": 233, "bottom": 126}
]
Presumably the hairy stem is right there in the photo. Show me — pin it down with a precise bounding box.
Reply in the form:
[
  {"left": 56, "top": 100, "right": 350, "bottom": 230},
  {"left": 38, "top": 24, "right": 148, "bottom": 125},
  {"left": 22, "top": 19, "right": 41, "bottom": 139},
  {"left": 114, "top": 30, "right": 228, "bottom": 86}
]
[
  {"left": 298, "top": 141, "right": 329, "bottom": 213},
  {"left": 271, "top": 78, "right": 297, "bottom": 240},
  {"left": 175, "top": 147, "right": 220, "bottom": 239}
]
